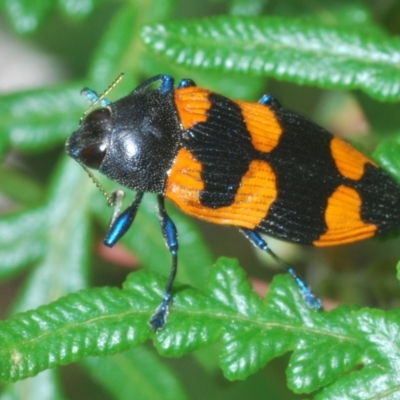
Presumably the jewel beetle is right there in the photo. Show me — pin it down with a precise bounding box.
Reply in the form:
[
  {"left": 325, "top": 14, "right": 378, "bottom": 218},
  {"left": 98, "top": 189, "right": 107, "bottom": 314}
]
[{"left": 66, "top": 74, "right": 400, "bottom": 330}]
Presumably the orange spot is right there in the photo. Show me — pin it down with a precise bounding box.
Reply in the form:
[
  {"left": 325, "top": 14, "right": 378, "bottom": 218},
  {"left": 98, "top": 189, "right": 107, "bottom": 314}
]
[
  {"left": 166, "top": 148, "right": 277, "bottom": 228},
  {"left": 174, "top": 87, "right": 212, "bottom": 130},
  {"left": 331, "top": 137, "right": 377, "bottom": 181},
  {"left": 235, "top": 100, "right": 283, "bottom": 153},
  {"left": 314, "top": 185, "right": 377, "bottom": 246},
  {"left": 175, "top": 88, "right": 283, "bottom": 154}
]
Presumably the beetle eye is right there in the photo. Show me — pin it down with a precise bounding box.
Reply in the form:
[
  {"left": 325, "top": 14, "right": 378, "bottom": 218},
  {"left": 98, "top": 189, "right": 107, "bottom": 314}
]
[
  {"left": 79, "top": 142, "right": 107, "bottom": 169},
  {"left": 85, "top": 108, "right": 111, "bottom": 124}
]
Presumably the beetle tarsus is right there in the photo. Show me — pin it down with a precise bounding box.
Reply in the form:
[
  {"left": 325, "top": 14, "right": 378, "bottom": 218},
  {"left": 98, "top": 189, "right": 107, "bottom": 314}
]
[
  {"left": 150, "top": 293, "right": 172, "bottom": 330},
  {"left": 240, "top": 228, "right": 323, "bottom": 310}
]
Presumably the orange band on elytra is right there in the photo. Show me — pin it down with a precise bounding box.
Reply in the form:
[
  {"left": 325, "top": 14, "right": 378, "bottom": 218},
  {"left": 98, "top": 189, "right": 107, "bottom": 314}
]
[
  {"left": 175, "top": 88, "right": 283, "bottom": 154},
  {"left": 166, "top": 148, "right": 277, "bottom": 228},
  {"left": 330, "top": 137, "right": 377, "bottom": 181},
  {"left": 314, "top": 184, "right": 377, "bottom": 246},
  {"left": 235, "top": 100, "right": 283, "bottom": 153},
  {"left": 174, "top": 87, "right": 212, "bottom": 130}
]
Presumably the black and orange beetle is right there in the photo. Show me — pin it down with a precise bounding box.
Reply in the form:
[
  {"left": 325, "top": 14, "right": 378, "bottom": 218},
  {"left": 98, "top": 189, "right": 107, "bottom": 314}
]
[{"left": 66, "top": 74, "right": 400, "bottom": 329}]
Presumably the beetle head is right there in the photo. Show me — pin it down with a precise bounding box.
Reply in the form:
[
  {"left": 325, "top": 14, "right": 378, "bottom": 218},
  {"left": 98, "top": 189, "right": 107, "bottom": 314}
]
[{"left": 66, "top": 88, "right": 182, "bottom": 194}]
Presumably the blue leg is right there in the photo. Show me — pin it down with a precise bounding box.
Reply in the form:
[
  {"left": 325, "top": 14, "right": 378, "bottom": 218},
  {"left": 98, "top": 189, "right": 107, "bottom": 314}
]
[
  {"left": 104, "top": 192, "right": 144, "bottom": 247},
  {"left": 81, "top": 87, "right": 112, "bottom": 106},
  {"left": 240, "top": 229, "right": 322, "bottom": 310},
  {"left": 159, "top": 75, "right": 174, "bottom": 95},
  {"left": 259, "top": 94, "right": 281, "bottom": 109},
  {"left": 149, "top": 195, "right": 179, "bottom": 330},
  {"left": 177, "top": 78, "right": 196, "bottom": 89},
  {"left": 132, "top": 74, "right": 175, "bottom": 95}
]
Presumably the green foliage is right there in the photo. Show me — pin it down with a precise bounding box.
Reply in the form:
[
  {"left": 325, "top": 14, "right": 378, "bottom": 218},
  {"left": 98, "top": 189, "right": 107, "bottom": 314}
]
[
  {"left": 142, "top": 16, "right": 400, "bottom": 102},
  {"left": 4, "top": 0, "right": 98, "bottom": 33},
  {"left": 1, "top": 0, "right": 400, "bottom": 399},
  {"left": 83, "top": 346, "right": 188, "bottom": 400},
  {"left": 1, "top": 258, "right": 400, "bottom": 399}
]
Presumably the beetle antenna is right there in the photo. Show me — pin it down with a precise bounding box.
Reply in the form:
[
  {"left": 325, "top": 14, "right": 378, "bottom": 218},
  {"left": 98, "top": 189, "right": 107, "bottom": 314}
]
[
  {"left": 81, "top": 73, "right": 125, "bottom": 119},
  {"left": 78, "top": 161, "right": 115, "bottom": 207}
]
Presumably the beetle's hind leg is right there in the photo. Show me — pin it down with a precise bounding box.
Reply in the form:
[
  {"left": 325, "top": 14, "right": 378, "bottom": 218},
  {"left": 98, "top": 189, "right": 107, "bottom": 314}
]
[
  {"left": 240, "top": 228, "right": 323, "bottom": 310},
  {"left": 258, "top": 94, "right": 281, "bottom": 109}
]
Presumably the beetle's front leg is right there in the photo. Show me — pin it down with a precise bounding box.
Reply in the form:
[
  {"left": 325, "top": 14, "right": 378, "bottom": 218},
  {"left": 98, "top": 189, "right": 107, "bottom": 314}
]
[{"left": 104, "top": 191, "right": 144, "bottom": 247}]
